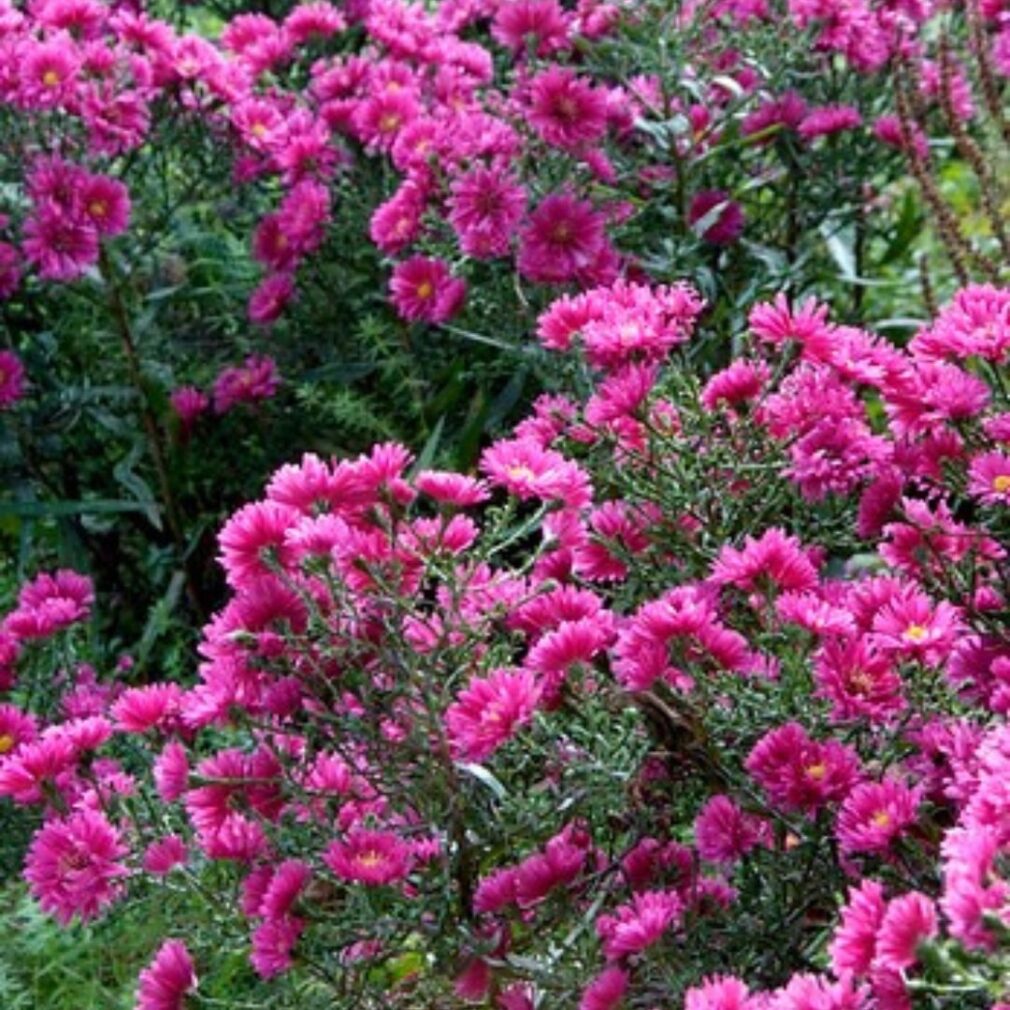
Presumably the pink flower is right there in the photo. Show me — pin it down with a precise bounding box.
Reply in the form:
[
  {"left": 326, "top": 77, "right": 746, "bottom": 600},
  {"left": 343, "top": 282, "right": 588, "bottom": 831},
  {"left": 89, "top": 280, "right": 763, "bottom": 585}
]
[
  {"left": 0, "top": 350, "right": 25, "bottom": 408},
  {"left": 7, "top": 568, "right": 94, "bottom": 638},
  {"left": 767, "top": 973, "right": 865, "bottom": 1010},
  {"left": 170, "top": 386, "right": 209, "bottom": 433},
  {"left": 153, "top": 741, "right": 189, "bottom": 802},
  {"left": 389, "top": 256, "right": 466, "bottom": 324},
  {"left": 492, "top": 0, "right": 570, "bottom": 55},
  {"left": 836, "top": 779, "right": 921, "bottom": 855},
  {"left": 688, "top": 190, "right": 745, "bottom": 245},
  {"left": 446, "top": 668, "right": 540, "bottom": 761},
  {"left": 685, "top": 975, "right": 760, "bottom": 1010},
  {"left": 473, "top": 866, "right": 519, "bottom": 914},
  {"left": 142, "top": 836, "right": 188, "bottom": 875},
  {"left": 711, "top": 528, "right": 819, "bottom": 595},
  {"left": 22, "top": 202, "right": 99, "bottom": 281},
  {"left": 414, "top": 470, "right": 490, "bottom": 507},
  {"left": 527, "top": 66, "right": 608, "bottom": 151},
  {"left": 480, "top": 437, "right": 592, "bottom": 508},
  {"left": 595, "top": 888, "right": 681, "bottom": 958},
  {"left": 79, "top": 175, "right": 130, "bottom": 236},
  {"left": 871, "top": 586, "right": 962, "bottom": 665},
  {"left": 212, "top": 355, "right": 280, "bottom": 413},
  {"left": 251, "top": 916, "right": 304, "bottom": 978},
  {"left": 579, "top": 966, "right": 628, "bottom": 1010},
  {"left": 324, "top": 829, "right": 413, "bottom": 885},
  {"left": 829, "top": 879, "right": 886, "bottom": 977},
  {"left": 968, "top": 451, "right": 1010, "bottom": 505},
  {"left": 700, "top": 359, "right": 770, "bottom": 411},
  {"left": 874, "top": 892, "right": 937, "bottom": 970},
  {"left": 813, "top": 638, "right": 905, "bottom": 724},
  {"left": 694, "top": 794, "right": 769, "bottom": 865},
  {"left": 0, "top": 702, "right": 37, "bottom": 757},
  {"left": 518, "top": 193, "right": 606, "bottom": 284},
  {"left": 798, "top": 105, "right": 861, "bottom": 139},
  {"left": 448, "top": 167, "right": 526, "bottom": 259},
  {"left": 111, "top": 683, "right": 183, "bottom": 733},
  {"left": 24, "top": 809, "right": 128, "bottom": 924},
  {"left": 248, "top": 273, "right": 295, "bottom": 325},
  {"left": 218, "top": 500, "right": 300, "bottom": 588},
  {"left": 134, "top": 940, "right": 197, "bottom": 1010},
  {"left": 745, "top": 722, "right": 860, "bottom": 814}
]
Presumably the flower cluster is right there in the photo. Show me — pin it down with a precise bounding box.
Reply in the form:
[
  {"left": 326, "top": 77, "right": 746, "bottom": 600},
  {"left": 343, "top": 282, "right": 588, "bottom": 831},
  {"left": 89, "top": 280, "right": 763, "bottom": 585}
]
[{"left": 3, "top": 271, "right": 1010, "bottom": 1008}]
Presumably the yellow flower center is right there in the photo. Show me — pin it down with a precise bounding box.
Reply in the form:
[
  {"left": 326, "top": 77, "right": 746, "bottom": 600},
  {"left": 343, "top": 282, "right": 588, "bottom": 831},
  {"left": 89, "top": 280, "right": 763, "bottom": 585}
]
[
  {"left": 42, "top": 69, "right": 61, "bottom": 87},
  {"left": 903, "top": 624, "right": 929, "bottom": 643},
  {"left": 0, "top": 734, "right": 14, "bottom": 755},
  {"left": 872, "top": 810, "right": 891, "bottom": 828},
  {"left": 805, "top": 762, "right": 826, "bottom": 781},
  {"left": 993, "top": 474, "right": 1010, "bottom": 494},
  {"left": 379, "top": 113, "right": 402, "bottom": 133},
  {"left": 506, "top": 464, "right": 537, "bottom": 483},
  {"left": 250, "top": 122, "right": 268, "bottom": 137},
  {"left": 89, "top": 200, "right": 107, "bottom": 219},
  {"left": 415, "top": 280, "right": 433, "bottom": 299},
  {"left": 356, "top": 850, "right": 384, "bottom": 869}
]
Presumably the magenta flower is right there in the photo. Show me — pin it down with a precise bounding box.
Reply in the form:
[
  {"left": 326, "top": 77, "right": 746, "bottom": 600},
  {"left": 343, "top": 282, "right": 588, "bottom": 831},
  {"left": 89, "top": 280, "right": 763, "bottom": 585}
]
[
  {"left": 0, "top": 349, "right": 25, "bottom": 408},
  {"left": 24, "top": 809, "right": 128, "bottom": 924},
  {"left": 968, "top": 451, "right": 1010, "bottom": 504},
  {"left": 445, "top": 667, "right": 540, "bottom": 761},
  {"left": 324, "top": 829, "right": 413, "bottom": 886},
  {"left": 134, "top": 940, "right": 197, "bottom": 1010},
  {"left": 836, "top": 779, "right": 921, "bottom": 855}
]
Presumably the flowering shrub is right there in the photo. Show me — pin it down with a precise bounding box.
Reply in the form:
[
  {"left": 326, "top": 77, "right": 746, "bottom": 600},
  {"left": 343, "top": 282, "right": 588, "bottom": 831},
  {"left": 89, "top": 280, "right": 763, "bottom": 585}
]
[
  {"left": 5, "top": 0, "right": 999, "bottom": 653},
  {"left": 3, "top": 274, "right": 1010, "bottom": 1008}
]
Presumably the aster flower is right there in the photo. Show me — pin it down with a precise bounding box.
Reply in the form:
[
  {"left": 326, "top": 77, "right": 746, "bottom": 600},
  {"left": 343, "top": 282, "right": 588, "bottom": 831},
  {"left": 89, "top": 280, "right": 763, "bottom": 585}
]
[
  {"left": 968, "top": 451, "right": 1010, "bottom": 505},
  {"left": 685, "top": 975, "right": 760, "bottom": 1010},
  {"left": 527, "top": 66, "right": 608, "bottom": 151},
  {"left": 579, "top": 967, "right": 629, "bottom": 1010},
  {"left": 388, "top": 256, "right": 466, "bottom": 324},
  {"left": 134, "top": 940, "right": 197, "bottom": 1010},
  {"left": 448, "top": 167, "right": 526, "bottom": 259},
  {"left": 836, "top": 779, "right": 921, "bottom": 855},
  {"left": 595, "top": 888, "right": 682, "bottom": 958},
  {"left": 797, "top": 105, "right": 861, "bottom": 139},
  {"left": 324, "top": 829, "right": 413, "bottom": 885},
  {"left": 874, "top": 892, "right": 937, "bottom": 970},
  {"left": 518, "top": 192, "right": 606, "bottom": 284},
  {"left": 711, "top": 528, "right": 819, "bottom": 595},
  {"left": 22, "top": 201, "right": 99, "bottom": 282},
  {"left": 25, "top": 809, "right": 128, "bottom": 924},
  {"left": 688, "top": 190, "right": 745, "bottom": 245},
  {"left": 492, "top": 0, "right": 570, "bottom": 56},
  {"left": 694, "top": 794, "right": 770, "bottom": 865},
  {"left": 480, "top": 437, "right": 592, "bottom": 508},
  {"left": 169, "top": 386, "right": 209, "bottom": 439},
  {"left": 745, "top": 722, "right": 860, "bottom": 814},
  {"left": 829, "top": 879, "right": 887, "bottom": 977},
  {"left": 0, "top": 349, "right": 25, "bottom": 408},
  {"left": 445, "top": 667, "right": 540, "bottom": 761},
  {"left": 79, "top": 174, "right": 131, "bottom": 236}
]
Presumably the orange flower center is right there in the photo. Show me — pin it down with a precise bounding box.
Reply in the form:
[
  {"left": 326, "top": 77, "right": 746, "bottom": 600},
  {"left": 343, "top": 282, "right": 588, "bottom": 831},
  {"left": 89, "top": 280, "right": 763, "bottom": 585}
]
[
  {"left": 805, "top": 762, "right": 826, "bottom": 781},
  {"left": 0, "top": 734, "right": 14, "bottom": 755},
  {"left": 89, "top": 200, "right": 108, "bottom": 219},
  {"left": 992, "top": 474, "right": 1010, "bottom": 493},
  {"left": 872, "top": 810, "right": 891, "bottom": 828},
  {"left": 42, "top": 69, "right": 61, "bottom": 87},
  {"left": 415, "top": 280, "right": 433, "bottom": 299},
  {"left": 379, "top": 113, "right": 402, "bottom": 133}
]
